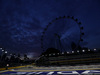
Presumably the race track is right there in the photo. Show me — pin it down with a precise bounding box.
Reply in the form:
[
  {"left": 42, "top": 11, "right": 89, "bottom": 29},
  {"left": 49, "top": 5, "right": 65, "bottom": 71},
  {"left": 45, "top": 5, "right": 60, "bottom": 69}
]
[{"left": 0, "top": 65, "right": 100, "bottom": 75}]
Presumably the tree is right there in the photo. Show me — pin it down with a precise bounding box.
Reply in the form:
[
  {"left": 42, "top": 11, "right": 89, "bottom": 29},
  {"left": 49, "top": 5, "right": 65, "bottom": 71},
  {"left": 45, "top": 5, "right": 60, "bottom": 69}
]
[
  {"left": 71, "top": 42, "right": 76, "bottom": 50},
  {"left": 42, "top": 48, "right": 60, "bottom": 55},
  {"left": 9, "top": 54, "right": 15, "bottom": 62},
  {"left": 5, "top": 57, "right": 9, "bottom": 62},
  {"left": 24, "top": 54, "right": 27, "bottom": 60},
  {"left": 18, "top": 54, "right": 20, "bottom": 58},
  {"left": 1, "top": 53, "right": 7, "bottom": 61},
  {"left": 0, "top": 55, "right": 1, "bottom": 60}
]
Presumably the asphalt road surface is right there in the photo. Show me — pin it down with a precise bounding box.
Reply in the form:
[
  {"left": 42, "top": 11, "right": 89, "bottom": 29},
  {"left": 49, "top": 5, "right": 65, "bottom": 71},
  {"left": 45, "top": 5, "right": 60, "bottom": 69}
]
[{"left": 0, "top": 65, "right": 100, "bottom": 75}]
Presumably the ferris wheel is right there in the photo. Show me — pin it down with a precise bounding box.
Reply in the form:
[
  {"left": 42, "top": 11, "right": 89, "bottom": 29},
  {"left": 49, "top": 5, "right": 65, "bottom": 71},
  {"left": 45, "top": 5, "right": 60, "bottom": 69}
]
[{"left": 41, "top": 16, "right": 84, "bottom": 53}]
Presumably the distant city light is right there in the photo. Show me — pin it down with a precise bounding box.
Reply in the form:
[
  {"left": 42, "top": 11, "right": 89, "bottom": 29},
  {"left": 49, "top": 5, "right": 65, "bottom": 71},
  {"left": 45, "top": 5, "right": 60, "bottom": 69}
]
[
  {"left": 77, "top": 50, "right": 79, "bottom": 52},
  {"left": 5, "top": 51, "right": 7, "bottom": 53},
  {"left": 94, "top": 48, "right": 96, "bottom": 51},
  {"left": 57, "top": 53, "right": 59, "bottom": 55},
  {"left": 49, "top": 54, "right": 51, "bottom": 56},
  {"left": 7, "top": 64, "right": 9, "bottom": 67},
  {"left": 88, "top": 49, "right": 90, "bottom": 51},
  {"left": 2, "top": 50, "right": 4, "bottom": 52},
  {"left": 0, "top": 48, "right": 2, "bottom": 49},
  {"left": 53, "top": 53, "right": 55, "bottom": 55},
  {"left": 62, "top": 52, "right": 64, "bottom": 54},
  {"left": 82, "top": 50, "right": 85, "bottom": 52},
  {"left": 72, "top": 51, "right": 74, "bottom": 53},
  {"left": 67, "top": 52, "right": 69, "bottom": 54}
]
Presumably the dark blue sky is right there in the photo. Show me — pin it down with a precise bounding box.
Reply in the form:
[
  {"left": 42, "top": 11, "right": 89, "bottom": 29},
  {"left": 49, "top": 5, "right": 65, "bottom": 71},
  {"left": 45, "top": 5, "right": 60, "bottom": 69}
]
[{"left": 0, "top": 0, "right": 100, "bottom": 57}]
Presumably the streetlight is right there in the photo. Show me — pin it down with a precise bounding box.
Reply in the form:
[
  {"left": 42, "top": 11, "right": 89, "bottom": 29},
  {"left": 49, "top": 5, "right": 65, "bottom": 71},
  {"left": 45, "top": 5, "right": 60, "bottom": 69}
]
[
  {"left": 82, "top": 50, "right": 85, "bottom": 52},
  {"left": 94, "top": 48, "right": 96, "bottom": 51},
  {"left": 10, "top": 54, "right": 12, "bottom": 56},
  {"left": 77, "top": 50, "right": 79, "bottom": 53},
  {"left": 2, "top": 50, "right": 4, "bottom": 52},
  {"left": 62, "top": 52, "right": 64, "bottom": 54},
  {"left": 72, "top": 51, "right": 74, "bottom": 53},
  {"left": 5, "top": 51, "right": 7, "bottom": 54},
  {"left": 49, "top": 54, "right": 51, "bottom": 56},
  {"left": 53, "top": 53, "right": 55, "bottom": 55},
  {"left": 88, "top": 49, "right": 90, "bottom": 51},
  {"left": 0, "top": 48, "right": 2, "bottom": 49}
]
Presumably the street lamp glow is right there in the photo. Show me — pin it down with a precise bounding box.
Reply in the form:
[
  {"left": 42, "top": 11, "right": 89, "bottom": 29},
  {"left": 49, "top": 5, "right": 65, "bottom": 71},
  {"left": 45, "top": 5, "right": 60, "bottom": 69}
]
[
  {"left": 62, "top": 52, "right": 64, "bottom": 54},
  {"left": 49, "top": 54, "right": 51, "bottom": 56},
  {"left": 0, "top": 48, "right": 2, "bottom": 49},
  {"left": 72, "top": 51, "right": 74, "bottom": 53},
  {"left": 53, "top": 53, "right": 55, "bottom": 55},
  {"left": 5, "top": 51, "right": 7, "bottom": 53},
  {"left": 2, "top": 50, "right": 4, "bottom": 52},
  {"left": 94, "top": 48, "right": 96, "bottom": 51},
  {"left": 88, "top": 49, "right": 90, "bottom": 51},
  {"left": 82, "top": 50, "right": 85, "bottom": 52},
  {"left": 77, "top": 50, "right": 79, "bottom": 52},
  {"left": 67, "top": 52, "right": 69, "bottom": 54}
]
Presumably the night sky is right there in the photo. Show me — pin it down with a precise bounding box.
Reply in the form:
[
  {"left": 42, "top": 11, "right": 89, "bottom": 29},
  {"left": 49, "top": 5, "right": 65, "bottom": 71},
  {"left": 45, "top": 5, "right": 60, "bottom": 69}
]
[{"left": 0, "top": 0, "right": 100, "bottom": 58}]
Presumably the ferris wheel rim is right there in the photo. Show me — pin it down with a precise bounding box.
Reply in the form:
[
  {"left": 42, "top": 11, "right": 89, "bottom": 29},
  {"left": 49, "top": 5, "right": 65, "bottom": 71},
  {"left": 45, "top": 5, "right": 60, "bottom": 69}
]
[{"left": 41, "top": 16, "right": 84, "bottom": 52}]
